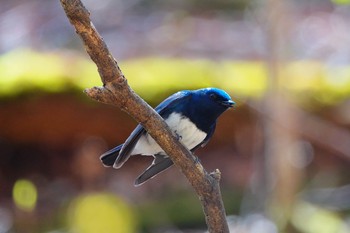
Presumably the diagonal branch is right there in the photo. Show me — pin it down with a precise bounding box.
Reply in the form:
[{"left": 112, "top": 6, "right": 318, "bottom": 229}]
[{"left": 60, "top": 0, "right": 229, "bottom": 232}]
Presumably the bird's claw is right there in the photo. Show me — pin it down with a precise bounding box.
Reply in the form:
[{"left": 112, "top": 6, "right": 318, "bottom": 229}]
[{"left": 174, "top": 130, "right": 182, "bottom": 141}]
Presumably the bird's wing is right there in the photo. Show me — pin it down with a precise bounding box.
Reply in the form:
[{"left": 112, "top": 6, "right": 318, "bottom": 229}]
[
  {"left": 114, "top": 90, "right": 191, "bottom": 168},
  {"left": 154, "top": 90, "right": 191, "bottom": 115}
]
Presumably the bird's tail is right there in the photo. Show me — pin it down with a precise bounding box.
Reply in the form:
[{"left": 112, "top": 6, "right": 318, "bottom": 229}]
[
  {"left": 134, "top": 155, "right": 174, "bottom": 186},
  {"left": 100, "top": 144, "right": 123, "bottom": 167}
]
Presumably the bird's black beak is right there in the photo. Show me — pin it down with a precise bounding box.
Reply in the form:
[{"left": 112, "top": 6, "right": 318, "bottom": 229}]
[{"left": 221, "top": 100, "right": 235, "bottom": 108}]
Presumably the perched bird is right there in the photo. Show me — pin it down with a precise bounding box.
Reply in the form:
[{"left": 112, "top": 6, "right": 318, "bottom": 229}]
[{"left": 100, "top": 87, "right": 235, "bottom": 186}]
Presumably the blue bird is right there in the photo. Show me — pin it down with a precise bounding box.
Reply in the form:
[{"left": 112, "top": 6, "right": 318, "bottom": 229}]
[{"left": 100, "top": 87, "right": 235, "bottom": 186}]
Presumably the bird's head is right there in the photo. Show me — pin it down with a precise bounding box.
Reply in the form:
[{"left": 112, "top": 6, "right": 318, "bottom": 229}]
[
  {"left": 188, "top": 88, "right": 235, "bottom": 125},
  {"left": 175, "top": 87, "right": 234, "bottom": 132},
  {"left": 196, "top": 87, "right": 235, "bottom": 110}
]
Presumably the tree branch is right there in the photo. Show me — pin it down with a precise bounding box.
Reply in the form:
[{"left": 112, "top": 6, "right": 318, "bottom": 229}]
[{"left": 60, "top": 0, "right": 229, "bottom": 232}]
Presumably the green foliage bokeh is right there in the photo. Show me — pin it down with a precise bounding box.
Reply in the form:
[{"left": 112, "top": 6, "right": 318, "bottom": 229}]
[{"left": 1, "top": 49, "right": 350, "bottom": 106}]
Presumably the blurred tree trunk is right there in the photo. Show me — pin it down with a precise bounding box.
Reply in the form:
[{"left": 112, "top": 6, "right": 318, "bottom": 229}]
[{"left": 262, "top": 0, "right": 303, "bottom": 230}]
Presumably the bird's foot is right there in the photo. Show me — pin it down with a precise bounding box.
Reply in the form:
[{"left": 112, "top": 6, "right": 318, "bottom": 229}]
[{"left": 174, "top": 130, "right": 182, "bottom": 141}]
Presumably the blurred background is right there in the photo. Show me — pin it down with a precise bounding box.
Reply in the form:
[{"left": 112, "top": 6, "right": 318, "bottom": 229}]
[{"left": 1, "top": 0, "right": 350, "bottom": 232}]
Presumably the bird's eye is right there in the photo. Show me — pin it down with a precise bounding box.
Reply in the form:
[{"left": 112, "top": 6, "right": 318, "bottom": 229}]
[{"left": 210, "top": 93, "right": 217, "bottom": 100}]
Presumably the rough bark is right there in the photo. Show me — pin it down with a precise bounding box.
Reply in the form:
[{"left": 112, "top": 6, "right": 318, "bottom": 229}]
[{"left": 60, "top": 0, "right": 229, "bottom": 232}]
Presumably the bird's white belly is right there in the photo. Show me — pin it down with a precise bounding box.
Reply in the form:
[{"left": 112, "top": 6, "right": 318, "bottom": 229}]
[{"left": 132, "top": 112, "right": 207, "bottom": 155}]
